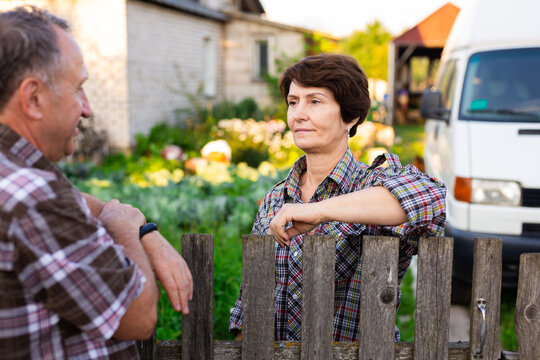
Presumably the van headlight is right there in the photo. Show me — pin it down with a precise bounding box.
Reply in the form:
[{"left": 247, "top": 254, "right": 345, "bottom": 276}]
[{"left": 455, "top": 177, "right": 521, "bottom": 206}]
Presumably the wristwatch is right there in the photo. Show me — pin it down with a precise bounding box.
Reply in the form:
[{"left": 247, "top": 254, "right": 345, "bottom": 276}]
[{"left": 139, "top": 222, "right": 158, "bottom": 240}]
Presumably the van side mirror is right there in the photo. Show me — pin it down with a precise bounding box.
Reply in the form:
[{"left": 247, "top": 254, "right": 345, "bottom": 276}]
[{"left": 420, "top": 90, "right": 450, "bottom": 122}]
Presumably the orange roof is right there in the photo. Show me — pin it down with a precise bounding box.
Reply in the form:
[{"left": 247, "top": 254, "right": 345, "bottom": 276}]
[{"left": 393, "top": 2, "right": 460, "bottom": 47}]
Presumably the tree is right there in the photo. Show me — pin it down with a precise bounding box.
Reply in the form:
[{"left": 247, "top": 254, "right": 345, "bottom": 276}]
[{"left": 339, "top": 21, "right": 392, "bottom": 80}]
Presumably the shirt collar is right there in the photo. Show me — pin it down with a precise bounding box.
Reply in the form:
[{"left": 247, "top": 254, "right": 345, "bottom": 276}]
[
  {"left": 0, "top": 123, "right": 55, "bottom": 171},
  {"left": 282, "top": 147, "right": 359, "bottom": 201}
]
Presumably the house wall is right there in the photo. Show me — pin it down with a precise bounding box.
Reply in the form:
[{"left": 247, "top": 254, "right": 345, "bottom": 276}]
[
  {"left": 0, "top": 0, "right": 131, "bottom": 150},
  {"left": 223, "top": 17, "right": 306, "bottom": 108},
  {"left": 126, "top": 0, "right": 223, "bottom": 142}
]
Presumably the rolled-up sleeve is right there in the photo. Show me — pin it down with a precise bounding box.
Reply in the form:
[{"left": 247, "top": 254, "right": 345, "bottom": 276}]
[{"left": 364, "top": 153, "right": 446, "bottom": 238}]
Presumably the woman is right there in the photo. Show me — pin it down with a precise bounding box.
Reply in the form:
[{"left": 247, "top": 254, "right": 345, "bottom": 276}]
[{"left": 229, "top": 54, "right": 446, "bottom": 342}]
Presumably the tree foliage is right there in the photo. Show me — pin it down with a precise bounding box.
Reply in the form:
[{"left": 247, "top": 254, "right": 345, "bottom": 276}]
[{"left": 339, "top": 21, "right": 392, "bottom": 80}]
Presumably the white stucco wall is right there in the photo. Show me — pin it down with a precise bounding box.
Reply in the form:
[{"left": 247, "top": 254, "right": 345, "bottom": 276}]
[
  {"left": 126, "top": 0, "right": 223, "bottom": 141},
  {"left": 0, "top": 0, "right": 131, "bottom": 150},
  {"left": 223, "top": 16, "right": 305, "bottom": 108}
]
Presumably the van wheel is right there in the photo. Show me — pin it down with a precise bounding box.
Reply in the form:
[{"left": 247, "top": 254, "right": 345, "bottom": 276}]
[{"left": 451, "top": 277, "right": 472, "bottom": 305}]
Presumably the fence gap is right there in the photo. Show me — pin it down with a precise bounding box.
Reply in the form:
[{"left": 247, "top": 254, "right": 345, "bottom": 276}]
[
  {"left": 414, "top": 236, "right": 453, "bottom": 360},
  {"left": 515, "top": 253, "right": 540, "bottom": 359},
  {"left": 181, "top": 233, "right": 214, "bottom": 360},
  {"left": 358, "top": 235, "right": 399, "bottom": 360},
  {"left": 241, "top": 234, "right": 275, "bottom": 360},
  {"left": 469, "top": 237, "right": 502, "bottom": 360},
  {"left": 301, "top": 235, "right": 335, "bottom": 360}
]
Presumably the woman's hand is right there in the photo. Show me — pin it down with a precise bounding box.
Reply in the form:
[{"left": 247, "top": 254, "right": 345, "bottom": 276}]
[{"left": 269, "top": 203, "right": 324, "bottom": 247}]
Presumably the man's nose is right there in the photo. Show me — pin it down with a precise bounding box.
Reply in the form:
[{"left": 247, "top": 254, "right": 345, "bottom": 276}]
[{"left": 81, "top": 89, "right": 92, "bottom": 118}]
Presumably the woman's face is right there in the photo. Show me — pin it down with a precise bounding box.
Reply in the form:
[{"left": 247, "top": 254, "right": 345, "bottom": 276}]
[{"left": 287, "top": 81, "right": 348, "bottom": 154}]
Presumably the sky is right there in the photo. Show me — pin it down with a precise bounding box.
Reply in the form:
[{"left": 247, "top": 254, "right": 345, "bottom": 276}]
[{"left": 259, "top": 0, "right": 467, "bottom": 37}]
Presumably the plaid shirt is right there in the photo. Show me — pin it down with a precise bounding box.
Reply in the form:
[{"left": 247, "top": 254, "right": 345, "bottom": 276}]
[
  {"left": 229, "top": 148, "right": 446, "bottom": 341},
  {"left": 0, "top": 124, "right": 145, "bottom": 359}
]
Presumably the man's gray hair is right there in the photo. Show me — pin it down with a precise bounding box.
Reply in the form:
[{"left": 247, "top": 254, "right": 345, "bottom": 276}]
[{"left": 0, "top": 5, "right": 69, "bottom": 112}]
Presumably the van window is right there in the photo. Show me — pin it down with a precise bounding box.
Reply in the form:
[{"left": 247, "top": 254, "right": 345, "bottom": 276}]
[
  {"left": 460, "top": 48, "right": 540, "bottom": 122},
  {"left": 436, "top": 59, "right": 458, "bottom": 113}
]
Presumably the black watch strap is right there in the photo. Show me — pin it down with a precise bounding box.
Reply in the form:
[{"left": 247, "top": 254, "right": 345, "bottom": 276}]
[{"left": 139, "top": 222, "right": 158, "bottom": 240}]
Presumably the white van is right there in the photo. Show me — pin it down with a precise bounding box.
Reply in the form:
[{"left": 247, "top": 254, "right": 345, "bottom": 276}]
[{"left": 421, "top": 0, "right": 540, "bottom": 302}]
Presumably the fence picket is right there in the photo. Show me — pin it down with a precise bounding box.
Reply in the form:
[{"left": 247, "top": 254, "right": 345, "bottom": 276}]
[
  {"left": 301, "top": 235, "right": 335, "bottom": 360},
  {"left": 137, "top": 330, "right": 156, "bottom": 360},
  {"left": 181, "top": 234, "right": 214, "bottom": 360},
  {"left": 515, "top": 253, "right": 540, "bottom": 359},
  {"left": 469, "top": 237, "right": 502, "bottom": 360},
  {"left": 241, "top": 235, "right": 275, "bottom": 360},
  {"left": 414, "top": 236, "right": 453, "bottom": 360},
  {"left": 358, "top": 236, "right": 399, "bottom": 360}
]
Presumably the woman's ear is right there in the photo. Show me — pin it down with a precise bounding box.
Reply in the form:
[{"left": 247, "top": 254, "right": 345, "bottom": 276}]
[{"left": 19, "top": 77, "right": 45, "bottom": 121}]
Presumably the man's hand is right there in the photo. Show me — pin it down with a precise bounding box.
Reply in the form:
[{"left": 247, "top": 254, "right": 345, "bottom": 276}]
[
  {"left": 269, "top": 203, "right": 324, "bottom": 247},
  {"left": 141, "top": 232, "right": 193, "bottom": 315},
  {"left": 82, "top": 193, "right": 193, "bottom": 314}
]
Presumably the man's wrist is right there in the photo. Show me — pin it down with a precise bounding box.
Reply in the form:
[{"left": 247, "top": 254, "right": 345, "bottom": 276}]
[{"left": 139, "top": 222, "right": 158, "bottom": 240}]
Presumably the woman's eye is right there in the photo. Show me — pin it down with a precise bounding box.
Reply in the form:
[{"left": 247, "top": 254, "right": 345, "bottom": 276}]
[
  {"left": 288, "top": 100, "right": 297, "bottom": 106},
  {"left": 312, "top": 99, "right": 320, "bottom": 104}
]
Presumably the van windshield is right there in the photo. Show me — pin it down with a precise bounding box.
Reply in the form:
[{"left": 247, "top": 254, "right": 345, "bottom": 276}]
[{"left": 460, "top": 48, "right": 540, "bottom": 122}]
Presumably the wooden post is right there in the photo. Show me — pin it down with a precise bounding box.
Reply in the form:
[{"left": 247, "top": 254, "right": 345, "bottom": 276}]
[
  {"left": 469, "top": 237, "right": 502, "bottom": 360},
  {"left": 137, "top": 330, "right": 156, "bottom": 360},
  {"left": 181, "top": 234, "right": 214, "bottom": 360},
  {"left": 414, "top": 237, "right": 453, "bottom": 360},
  {"left": 358, "top": 236, "right": 399, "bottom": 360},
  {"left": 241, "top": 235, "right": 275, "bottom": 360},
  {"left": 515, "top": 253, "right": 540, "bottom": 359},
  {"left": 301, "top": 235, "right": 335, "bottom": 360}
]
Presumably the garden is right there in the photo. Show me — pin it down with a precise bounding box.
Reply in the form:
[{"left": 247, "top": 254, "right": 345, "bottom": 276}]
[{"left": 62, "top": 105, "right": 518, "bottom": 349}]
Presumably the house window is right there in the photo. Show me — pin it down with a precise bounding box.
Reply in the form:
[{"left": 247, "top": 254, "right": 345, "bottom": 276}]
[
  {"left": 203, "top": 37, "right": 216, "bottom": 97},
  {"left": 253, "top": 40, "right": 269, "bottom": 80}
]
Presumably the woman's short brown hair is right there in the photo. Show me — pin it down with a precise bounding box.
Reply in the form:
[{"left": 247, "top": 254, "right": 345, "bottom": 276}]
[{"left": 279, "top": 54, "right": 370, "bottom": 137}]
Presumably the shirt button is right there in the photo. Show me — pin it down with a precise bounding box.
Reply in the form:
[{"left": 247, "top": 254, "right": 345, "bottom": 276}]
[
  {"left": 292, "top": 294, "right": 298, "bottom": 300},
  {"left": 294, "top": 251, "right": 298, "bottom": 256}
]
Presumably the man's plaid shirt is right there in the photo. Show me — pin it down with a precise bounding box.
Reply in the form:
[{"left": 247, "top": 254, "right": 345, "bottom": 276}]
[
  {"left": 0, "top": 124, "right": 145, "bottom": 359},
  {"left": 229, "top": 148, "right": 446, "bottom": 341}
]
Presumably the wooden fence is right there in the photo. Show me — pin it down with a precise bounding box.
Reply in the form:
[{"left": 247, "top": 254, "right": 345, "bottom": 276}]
[{"left": 137, "top": 234, "right": 540, "bottom": 360}]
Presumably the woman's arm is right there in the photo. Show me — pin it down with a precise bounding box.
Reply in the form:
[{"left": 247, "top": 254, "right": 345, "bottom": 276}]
[{"left": 269, "top": 186, "right": 407, "bottom": 247}]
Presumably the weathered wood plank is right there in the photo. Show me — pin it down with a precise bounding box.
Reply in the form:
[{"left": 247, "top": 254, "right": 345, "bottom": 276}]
[
  {"left": 358, "top": 236, "right": 399, "bottom": 360},
  {"left": 414, "top": 236, "right": 453, "bottom": 360},
  {"left": 469, "top": 237, "right": 502, "bottom": 360},
  {"left": 154, "top": 341, "right": 472, "bottom": 360},
  {"left": 515, "top": 253, "right": 540, "bottom": 360},
  {"left": 301, "top": 235, "right": 335, "bottom": 360},
  {"left": 181, "top": 233, "right": 214, "bottom": 360},
  {"left": 242, "top": 234, "right": 275, "bottom": 360},
  {"left": 137, "top": 330, "right": 156, "bottom": 360}
]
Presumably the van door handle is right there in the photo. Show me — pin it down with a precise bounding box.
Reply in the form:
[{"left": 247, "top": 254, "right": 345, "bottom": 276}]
[{"left": 518, "top": 129, "right": 540, "bottom": 135}]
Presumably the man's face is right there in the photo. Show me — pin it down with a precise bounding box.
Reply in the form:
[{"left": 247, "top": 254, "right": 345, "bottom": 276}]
[{"left": 41, "top": 27, "right": 91, "bottom": 162}]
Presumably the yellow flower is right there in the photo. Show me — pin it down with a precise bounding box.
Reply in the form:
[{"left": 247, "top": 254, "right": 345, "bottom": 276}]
[{"left": 85, "top": 178, "right": 112, "bottom": 188}]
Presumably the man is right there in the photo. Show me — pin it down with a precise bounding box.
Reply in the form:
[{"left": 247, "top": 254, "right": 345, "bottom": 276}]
[{"left": 0, "top": 6, "right": 192, "bottom": 358}]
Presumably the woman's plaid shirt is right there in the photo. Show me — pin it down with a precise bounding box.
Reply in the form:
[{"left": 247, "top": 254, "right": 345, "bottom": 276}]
[{"left": 229, "top": 148, "right": 446, "bottom": 341}]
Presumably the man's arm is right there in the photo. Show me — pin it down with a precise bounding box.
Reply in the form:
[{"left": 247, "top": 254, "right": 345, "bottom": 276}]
[
  {"left": 98, "top": 199, "right": 159, "bottom": 340},
  {"left": 82, "top": 193, "right": 193, "bottom": 314}
]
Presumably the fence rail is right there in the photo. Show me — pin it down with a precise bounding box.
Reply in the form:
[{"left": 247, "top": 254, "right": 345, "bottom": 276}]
[{"left": 138, "top": 234, "right": 540, "bottom": 360}]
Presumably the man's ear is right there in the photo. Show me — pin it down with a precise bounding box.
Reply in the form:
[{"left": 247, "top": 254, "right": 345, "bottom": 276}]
[{"left": 19, "top": 77, "right": 45, "bottom": 121}]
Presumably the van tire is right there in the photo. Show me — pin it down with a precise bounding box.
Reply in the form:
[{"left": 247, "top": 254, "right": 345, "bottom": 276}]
[{"left": 451, "top": 276, "right": 472, "bottom": 305}]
